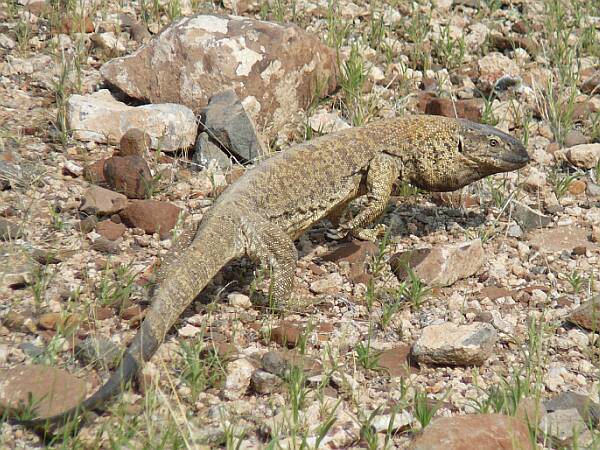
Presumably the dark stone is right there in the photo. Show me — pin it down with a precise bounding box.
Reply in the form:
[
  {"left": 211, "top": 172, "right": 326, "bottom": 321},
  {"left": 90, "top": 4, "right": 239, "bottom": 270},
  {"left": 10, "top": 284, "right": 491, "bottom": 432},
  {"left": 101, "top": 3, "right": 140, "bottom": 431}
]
[
  {"left": 201, "top": 90, "right": 265, "bottom": 163},
  {"left": 191, "top": 132, "right": 233, "bottom": 170}
]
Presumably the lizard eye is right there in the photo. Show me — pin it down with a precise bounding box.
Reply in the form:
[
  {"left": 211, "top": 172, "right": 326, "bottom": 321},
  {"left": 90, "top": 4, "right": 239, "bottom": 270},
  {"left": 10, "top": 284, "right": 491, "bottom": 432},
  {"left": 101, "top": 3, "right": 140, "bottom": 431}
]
[
  {"left": 489, "top": 138, "right": 499, "bottom": 147},
  {"left": 458, "top": 137, "right": 464, "bottom": 153}
]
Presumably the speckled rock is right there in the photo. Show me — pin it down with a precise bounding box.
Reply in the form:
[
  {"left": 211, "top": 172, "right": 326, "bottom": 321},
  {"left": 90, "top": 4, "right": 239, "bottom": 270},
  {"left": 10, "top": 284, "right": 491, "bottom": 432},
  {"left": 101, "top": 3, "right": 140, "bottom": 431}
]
[
  {"left": 411, "top": 322, "right": 497, "bottom": 366},
  {"left": 99, "top": 14, "right": 338, "bottom": 140},
  {"left": 223, "top": 358, "right": 255, "bottom": 400},
  {"left": 390, "top": 239, "right": 484, "bottom": 287}
]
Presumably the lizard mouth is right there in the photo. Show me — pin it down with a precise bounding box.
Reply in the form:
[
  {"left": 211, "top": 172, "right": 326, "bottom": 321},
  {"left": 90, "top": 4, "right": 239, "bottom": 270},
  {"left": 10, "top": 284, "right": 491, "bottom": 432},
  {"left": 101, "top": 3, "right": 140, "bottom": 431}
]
[{"left": 501, "top": 150, "right": 530, "bottom": 167}]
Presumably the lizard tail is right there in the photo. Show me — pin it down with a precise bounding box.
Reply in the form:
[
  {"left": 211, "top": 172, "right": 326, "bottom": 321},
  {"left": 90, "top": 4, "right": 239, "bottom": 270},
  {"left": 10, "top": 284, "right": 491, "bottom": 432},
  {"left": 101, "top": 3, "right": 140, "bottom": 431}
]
[{"left": 14, "top": 218, "right": 244, "bottom": 434}]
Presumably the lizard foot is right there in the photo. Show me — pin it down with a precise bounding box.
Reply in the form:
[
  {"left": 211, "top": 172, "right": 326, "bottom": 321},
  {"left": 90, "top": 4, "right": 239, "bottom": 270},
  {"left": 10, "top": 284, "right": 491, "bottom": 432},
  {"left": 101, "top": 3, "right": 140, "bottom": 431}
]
[{"left": 350, "top": 224, "right": 387, "bottom": 242}]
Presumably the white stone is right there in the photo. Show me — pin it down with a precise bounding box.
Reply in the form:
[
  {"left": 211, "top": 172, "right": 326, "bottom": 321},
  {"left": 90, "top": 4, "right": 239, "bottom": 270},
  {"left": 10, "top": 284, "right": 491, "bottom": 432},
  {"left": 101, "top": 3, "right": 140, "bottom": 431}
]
[
  {"left": 567, "top": 143, "right": 600, "bottom": 169},
  {"left": 224, "top": 358, "right": 254, "bottom": 400},
  {"left": 178, "top": 324, "right": 202, "bottom": 337},
  {"left": 371, "top": 410, "right": 414, "bottom": 432},
  {"left": 0, "top": 34, "right": 16, "bottom": 50},
  {"left": 67, "top": 90, "right": 197, "bottom": 151},
  {"left": 308, "top": 110, "right": 351, "bottom": 134},
  {"left": 228, "top": 292, "right": 252, "bottom": 308}
]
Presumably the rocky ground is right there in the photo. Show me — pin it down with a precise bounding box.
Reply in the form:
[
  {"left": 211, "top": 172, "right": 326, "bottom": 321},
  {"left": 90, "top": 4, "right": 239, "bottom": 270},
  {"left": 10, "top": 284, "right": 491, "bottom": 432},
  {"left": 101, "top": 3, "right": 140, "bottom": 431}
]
[{"left": 1, "top": 0, "right": 600, "bottom": 448}]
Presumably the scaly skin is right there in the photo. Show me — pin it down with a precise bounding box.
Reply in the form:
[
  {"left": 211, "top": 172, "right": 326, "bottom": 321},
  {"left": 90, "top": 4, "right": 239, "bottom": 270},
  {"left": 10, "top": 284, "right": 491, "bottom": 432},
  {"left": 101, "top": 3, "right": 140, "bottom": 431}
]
[{"left": 16, "top": 114, "right": 529, "bottom": 433}]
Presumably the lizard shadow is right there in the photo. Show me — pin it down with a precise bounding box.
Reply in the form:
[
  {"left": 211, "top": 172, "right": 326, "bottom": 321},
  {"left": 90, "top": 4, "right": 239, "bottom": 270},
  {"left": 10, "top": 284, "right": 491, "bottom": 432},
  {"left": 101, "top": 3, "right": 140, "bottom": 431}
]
[{"left": 193, "top": 204, "right": 488, "bottom": 306}]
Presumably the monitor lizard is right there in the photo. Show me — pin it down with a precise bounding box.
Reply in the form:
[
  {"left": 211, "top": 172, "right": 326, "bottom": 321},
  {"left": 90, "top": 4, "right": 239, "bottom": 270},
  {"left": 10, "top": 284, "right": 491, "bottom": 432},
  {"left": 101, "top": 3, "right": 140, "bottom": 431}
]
[{"left": 15, "top": 114, "right": 529, "bottom": 432}]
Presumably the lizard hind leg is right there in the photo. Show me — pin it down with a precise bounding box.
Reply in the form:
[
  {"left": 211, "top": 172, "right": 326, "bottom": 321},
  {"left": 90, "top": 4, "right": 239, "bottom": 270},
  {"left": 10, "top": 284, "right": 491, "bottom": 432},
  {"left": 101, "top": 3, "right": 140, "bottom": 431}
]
[{"left": 242, "top": 215, "right": 298, "bottom": 310}]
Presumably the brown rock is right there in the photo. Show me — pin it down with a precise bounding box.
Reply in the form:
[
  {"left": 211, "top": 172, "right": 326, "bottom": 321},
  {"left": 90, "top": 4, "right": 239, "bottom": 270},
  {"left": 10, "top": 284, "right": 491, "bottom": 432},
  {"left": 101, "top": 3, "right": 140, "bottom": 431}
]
[
  {"left": 59, "top": 17, "right": 95, "bottom": 34},
  {"left": 592, "top": 224, "right": 600, "bottom": 243},
  {"left": 38, "top": 312, "right": 61, "bottom": 330},
  {"left": 270, "top": 322, "right": 303, "bottom": 348},
  {"left": 410, "top": 414, "right": 532, "bottom": 450},
  {"left": 390, "top": 239, "right": 484, "bottom": 287},
  {"left": 25, "top": 1, "right": 45, "bottom": 15},
  {"left": 130, "top": 22, "right": 151, "bottom": 43},
  {"left": 119, "top": 129, "right": 151, "bottom": 156},
  {"left": 95, "top": 220, "right": 126, "bottom": 240},
  {"left": 0, "top": 218, "right": 23, "bottom": 240},
  {"left": 121, "top": 305, "right": 143, "bottom": 321},
  {"left": 515, "top": 397, "right": 546, "bottom": 426},
  {"left": 0, "top": 365, "right": 87, "bottom": 419},
  {"left": 119, "top": 200, "right": 182, "bottom": 238},
  {"left": 511, "top": 20, "right": 529, "bottom": 34},
  {"left": 92, "top": 307, "right": 114, "bottom": 320},
  {"left": 489, "top": 33, "right": 538, "bottom": 55},
  {"left": 78, "top": 215, "right": 98, "bottom": 233},
  {"left": 568, "top": 179, "right": 586, "bottom": 195},
  {"left": 567, "top": 296, "right": 600, "bottom": 331},
  {"left": 323, "top": 239, "right": 378, "bottom": 265},
  {"left": 581, "top": 71, "right": 600, "bottom": 95},
  {"left": 418, "top": 95, "right": 482, "bottom": 122},
  {"left": 528, "top": 225, "right": 595, "bottom": 254},
  {"left": 91, "top": 236, "right": 120, "bottom": 254},
  {"left": 99, "top": 14, "right": 338, "bottom": 141},
  {"left": 80, "top": 186, "right": 129, "bottom": 216},
  {"left": 378, "top": 345, "right": 417, "bottom": 378},
  {"left": 104, "top": 155, "right": 152, "bottom": 199},
  {"left": 564, "top": 130, "right": 588, "bottom": 148},
  {"left": 83, "top": 159, "right": 107, "bottom": 184}
]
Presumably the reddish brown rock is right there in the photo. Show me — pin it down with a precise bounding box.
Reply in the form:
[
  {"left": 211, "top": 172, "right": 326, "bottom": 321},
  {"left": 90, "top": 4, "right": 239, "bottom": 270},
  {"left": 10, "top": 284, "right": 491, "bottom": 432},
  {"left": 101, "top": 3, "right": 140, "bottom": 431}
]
[
  {"left": 567, "top": 296, "right": 600, "bottom": 332},
  {"left": 270, "top": 322, "right": 303, "bottom": 348},
  {"left": 378, "top": 345, "right": 417, "bottom": 378},
  {"left": 95, "top": 220, "right": 126, "bottom": 240},
  {"left": 119, "top": 129, "right": 151, "bottom": 156},
  {"left": 410, "top": 414, "right": 532, "bottom": 450},
  {"left": 488, "top": 33, "right": 538, "bottom": 55},
  {"left": 92, "top": 307, "right": 114, "bottom": 321},
  {"left": 104, "top": 155, "right": 152, "bottom": 199},
  {"left": 84, "top": 159, "right": 108, "bottom": 184},
  {"left": 0, "top": 365, "right": 87, "bottom": 419},
  {"left": 58, "top": 17, "right": 95, "bottom": 34},
  {"left": 568, "top": 179, "right": 586, "bottom": 195},
  {"left": 418, "top": 95, "right": 483, "bottom": 122},
  {"left": 37, "top": 312, "right": 72, "bottom": 331},
  {"left": 581, "top": 71, "right": 600, "bottom": 95},
  {"left": 119, "top": 200, "right": 181, "bottom": 238},
  {"left": 99, "top": 14, "right": 338, "bottom": 141},
  {"left": 323, "top": 239, "right": 378, "bottom": 283}
]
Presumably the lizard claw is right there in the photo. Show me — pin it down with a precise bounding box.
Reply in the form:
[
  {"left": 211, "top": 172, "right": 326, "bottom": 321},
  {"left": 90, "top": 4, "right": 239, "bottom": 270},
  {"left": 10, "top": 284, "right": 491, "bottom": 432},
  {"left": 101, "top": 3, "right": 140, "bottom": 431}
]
[{"left": 350, "top": 224, "right": 387, "bottom": 242}]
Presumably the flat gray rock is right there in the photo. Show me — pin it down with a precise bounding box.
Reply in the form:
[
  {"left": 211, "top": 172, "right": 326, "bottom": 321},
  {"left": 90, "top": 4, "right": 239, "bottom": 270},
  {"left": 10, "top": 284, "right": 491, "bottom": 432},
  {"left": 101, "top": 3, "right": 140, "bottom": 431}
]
[{"left": 200, "top": 90, "right": 265, "bottom": 163}]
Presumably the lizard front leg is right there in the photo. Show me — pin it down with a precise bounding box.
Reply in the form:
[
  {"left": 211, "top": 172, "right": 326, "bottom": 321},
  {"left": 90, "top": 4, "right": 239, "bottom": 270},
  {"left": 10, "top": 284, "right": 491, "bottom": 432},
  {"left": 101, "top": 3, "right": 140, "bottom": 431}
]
[
  {"left": 243, "top": 216, "right": 298, "bottom": 308},
  {"left": 340, "top": 153, "right": 399, "bottom": 241}
]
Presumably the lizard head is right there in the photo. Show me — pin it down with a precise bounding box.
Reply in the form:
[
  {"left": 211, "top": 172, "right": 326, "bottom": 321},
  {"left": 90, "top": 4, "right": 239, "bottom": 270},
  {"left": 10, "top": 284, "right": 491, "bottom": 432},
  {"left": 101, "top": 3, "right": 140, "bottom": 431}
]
[
  {"left": 402, "top": 117, "right": 529, "bottom": 192},
  {"left": 456, "top": 119, "right": 530, "bottom": 174}
]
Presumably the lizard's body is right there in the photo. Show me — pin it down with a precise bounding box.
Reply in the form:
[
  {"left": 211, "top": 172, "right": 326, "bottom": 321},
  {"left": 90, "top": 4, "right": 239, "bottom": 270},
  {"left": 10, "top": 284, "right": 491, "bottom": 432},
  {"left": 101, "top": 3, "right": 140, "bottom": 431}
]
[{"left": 17, "top": 114, "right": 529, "bottom": 431}]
